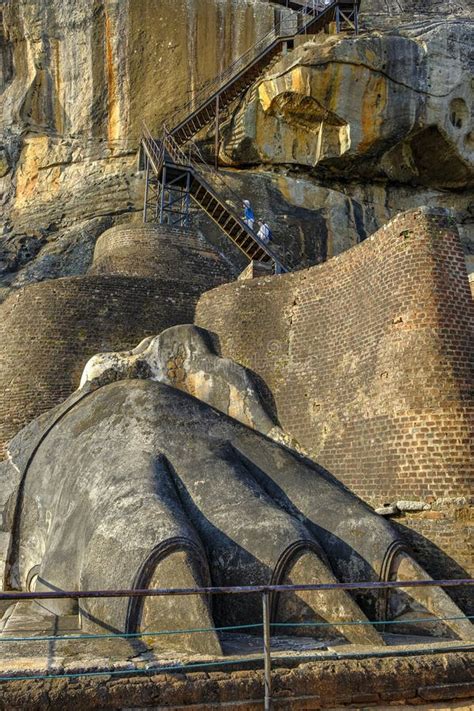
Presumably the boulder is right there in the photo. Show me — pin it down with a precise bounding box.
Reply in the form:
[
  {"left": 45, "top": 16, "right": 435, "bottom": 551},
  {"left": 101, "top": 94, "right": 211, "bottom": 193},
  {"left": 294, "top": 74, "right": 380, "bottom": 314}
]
[{"left": 220, "top": 20, "right": 474, "bottom": 190}]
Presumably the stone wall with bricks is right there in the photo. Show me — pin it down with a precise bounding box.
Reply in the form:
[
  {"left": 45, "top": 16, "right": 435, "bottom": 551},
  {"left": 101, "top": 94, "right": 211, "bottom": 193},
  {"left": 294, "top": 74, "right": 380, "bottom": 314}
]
[
  {"left": 90, "top": 223, "right": 235, "bottom": 284},
  {"left": 195, "top": 207, "right": 473, "bottom": 599},
  {"left": 0, "top": 225, "right": 235, "bottom": 459}
]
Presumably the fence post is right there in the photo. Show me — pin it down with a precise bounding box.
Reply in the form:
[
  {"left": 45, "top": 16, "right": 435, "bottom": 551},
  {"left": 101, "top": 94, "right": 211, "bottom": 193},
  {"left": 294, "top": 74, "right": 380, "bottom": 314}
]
[
  {"left": 143, "top": 155, "right": 149, "bottom": 223},
  {"left": 262, "top": 591, "right": 272, "bottom": 710},
  {"left": 336, "top": 4, "right": 341, "bottom": 33},
  {"left": 215, "top": 94, "right": 220, "bottom": 171}
]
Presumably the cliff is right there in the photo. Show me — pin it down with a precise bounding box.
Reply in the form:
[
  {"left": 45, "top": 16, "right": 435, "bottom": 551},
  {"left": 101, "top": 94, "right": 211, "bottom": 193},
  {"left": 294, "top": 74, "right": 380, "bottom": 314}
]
[
  {"left": 0, "top": 0, "right": 278, "bottom": 297},
  {"left": 1, "top": 0, "right": 473, "bottom": 295}
]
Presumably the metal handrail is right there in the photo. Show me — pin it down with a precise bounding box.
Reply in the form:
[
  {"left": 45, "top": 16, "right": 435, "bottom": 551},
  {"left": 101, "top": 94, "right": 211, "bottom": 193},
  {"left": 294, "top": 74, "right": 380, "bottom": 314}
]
[
  {"left": 165, "top": 0, "right": 338, "bottom": 136},
  {"left": 1, "top": 578, "right": 472, "bottom": 601},
  {"left": 142, "top": 123, "right": 165, "bottom": 174},
  {"left": 189, "top": 143, "right": 288, "bottom": 271},
  {"left": 158, "top": 128, "right": 287, "bottom": 272},
  {"left": 1, "top": 578, "right": 471, "bottom": 707},
  {"left": 140, "top": 0, "right": 353, "bottom": 273}
]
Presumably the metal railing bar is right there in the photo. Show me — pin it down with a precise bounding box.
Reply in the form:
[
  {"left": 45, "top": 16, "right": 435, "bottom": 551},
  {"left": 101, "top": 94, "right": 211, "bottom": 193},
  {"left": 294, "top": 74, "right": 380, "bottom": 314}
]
[
  {"left": 1, "top": 578, "right": 472, "bottom": 602},
  {"left": 165, "top": 1, "right": 339, "bottom": 134},
  {"left": 172, "top": 137, "right": 287, "bottom": 271},
  {"left": 263, "top": 591, "right": 272, "bottom": 711}
]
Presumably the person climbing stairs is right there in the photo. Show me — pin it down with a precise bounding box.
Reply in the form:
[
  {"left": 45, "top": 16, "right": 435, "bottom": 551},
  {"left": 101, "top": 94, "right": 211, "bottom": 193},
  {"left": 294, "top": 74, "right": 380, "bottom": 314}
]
[{"left": 141, "top": 0, "right": 360, "bottom": 273}]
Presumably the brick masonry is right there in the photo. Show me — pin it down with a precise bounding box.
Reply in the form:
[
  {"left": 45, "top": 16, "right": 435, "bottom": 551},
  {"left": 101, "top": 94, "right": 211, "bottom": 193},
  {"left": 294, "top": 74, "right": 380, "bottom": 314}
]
[
  {"left": 195, "top": 208, "right": 474, "bottom": 595},
  {"left": 90, "top": 223, "right": 235, "bottom": 285},
  {"left": 0, "top": 224, "right": 235, "bottom": 459}
]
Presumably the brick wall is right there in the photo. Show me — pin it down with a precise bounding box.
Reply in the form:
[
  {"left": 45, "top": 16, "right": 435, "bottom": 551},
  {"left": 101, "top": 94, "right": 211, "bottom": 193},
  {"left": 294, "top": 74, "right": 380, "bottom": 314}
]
[
  {"left": 195, "top": 207, "right": 473, "bottom": 588},
  {"left": 0, "top": 225, "right": 235, "bottom": 458},
  {"left": 90, "top": 224, "right": 235, "bottom": 285}
]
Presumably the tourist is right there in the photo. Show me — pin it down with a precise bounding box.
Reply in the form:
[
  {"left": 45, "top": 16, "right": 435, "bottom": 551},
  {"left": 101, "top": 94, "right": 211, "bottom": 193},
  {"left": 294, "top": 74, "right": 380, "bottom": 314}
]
[
  {"left": 243, "top": 199, "right": 255, "bottom": 230},
  {"left": 257, "top": 221, "right": 272, "bottom": 244}
]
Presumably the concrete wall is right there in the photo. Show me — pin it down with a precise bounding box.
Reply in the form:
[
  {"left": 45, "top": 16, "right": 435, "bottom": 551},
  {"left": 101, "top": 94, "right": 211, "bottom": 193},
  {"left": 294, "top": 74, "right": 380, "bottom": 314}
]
[{"left": 195, "top": 207, "right": 473, "bottom": 591}]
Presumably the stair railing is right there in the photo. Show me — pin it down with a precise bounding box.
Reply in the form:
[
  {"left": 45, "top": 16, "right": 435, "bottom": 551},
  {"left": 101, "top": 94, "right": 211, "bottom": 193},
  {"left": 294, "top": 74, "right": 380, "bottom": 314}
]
[
  {"left": 155, "top": 127, "right": 287, "bottom": 273},
  {"left": 142, "top": 122, "right": 165, "bottom": 175},
  {"left": 165, "top": 0, "right": 338, "bottom": 136},
  {"left": 141, "top": 0, "right": 345, "bottom": 273}
]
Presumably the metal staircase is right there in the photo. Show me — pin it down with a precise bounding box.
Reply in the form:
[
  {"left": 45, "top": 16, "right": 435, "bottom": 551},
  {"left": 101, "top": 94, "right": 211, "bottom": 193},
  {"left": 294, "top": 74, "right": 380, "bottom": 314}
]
[
  {"left": 142, "top": 127, "right": 287, "bottom": 272},
  {"left": 141, "top": 0, "right": 360, "bottom": 274}
]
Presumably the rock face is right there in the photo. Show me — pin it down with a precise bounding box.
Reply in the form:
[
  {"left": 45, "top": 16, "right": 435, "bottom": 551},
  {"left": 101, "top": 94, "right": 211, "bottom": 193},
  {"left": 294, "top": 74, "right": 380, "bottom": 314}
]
[
  {"left": 0, "top": 0, "right": 279, "bottom": 293},
  {"left": 212, "top": 18, "right": 473, "bottom": 270},
  {"left": 360, "top": 0, "right": 474, "bottom": 29},
  {"left": 221, "top": 20, "right": 473, "bottom": 187},
  {"left": 199, "top": 167, "right": 474, "bottom": 269},
  {"left": 1, "top": 1, "right": 473, "bottom": 295}
]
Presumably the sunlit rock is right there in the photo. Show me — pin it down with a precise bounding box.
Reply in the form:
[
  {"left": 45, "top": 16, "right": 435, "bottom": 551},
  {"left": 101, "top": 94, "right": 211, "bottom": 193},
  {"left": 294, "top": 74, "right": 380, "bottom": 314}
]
[{"left": 221, "top": 20, "right": 473, "bottom": 189}]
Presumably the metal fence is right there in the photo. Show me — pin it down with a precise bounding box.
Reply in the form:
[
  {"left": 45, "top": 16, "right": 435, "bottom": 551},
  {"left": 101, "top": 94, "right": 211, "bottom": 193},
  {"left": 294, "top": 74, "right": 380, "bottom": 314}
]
[{"left": 0, "top": 578, "right": 473, "bottom": 709}]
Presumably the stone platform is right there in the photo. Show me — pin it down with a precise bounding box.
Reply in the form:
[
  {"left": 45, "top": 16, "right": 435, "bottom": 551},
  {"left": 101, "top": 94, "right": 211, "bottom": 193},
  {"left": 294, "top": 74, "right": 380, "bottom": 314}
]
[{"left": 0, "top": 601, "right": 472, "bottom": 710}]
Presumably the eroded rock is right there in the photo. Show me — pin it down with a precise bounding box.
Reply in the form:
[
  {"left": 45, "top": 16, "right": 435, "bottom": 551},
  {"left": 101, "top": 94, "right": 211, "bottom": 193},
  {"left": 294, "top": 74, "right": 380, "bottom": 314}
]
[
  {"left": 221, "top": 20, "right": 473, "bottom": 190},
  {"left": 80, "top": 323, "right": 299, "bottom": 449},
  {"left": 1, "top": 1, "right": 473, "bottom": 288},
  {"left": 196, "top": 168, "right": 474, "bottom": 270}
]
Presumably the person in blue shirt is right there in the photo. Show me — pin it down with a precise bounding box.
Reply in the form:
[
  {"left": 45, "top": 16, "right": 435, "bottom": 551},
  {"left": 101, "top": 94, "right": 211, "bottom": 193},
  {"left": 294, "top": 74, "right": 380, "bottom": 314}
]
[{"left": 243, "top": 199, "right": 255, "bottom": 230}]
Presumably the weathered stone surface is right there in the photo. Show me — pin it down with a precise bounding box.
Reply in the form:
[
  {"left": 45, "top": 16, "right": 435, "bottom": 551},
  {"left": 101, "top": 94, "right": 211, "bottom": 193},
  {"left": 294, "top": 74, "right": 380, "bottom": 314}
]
[
  {"left": 0, "top": 646, "right": 472, "bottom": 709},
  {"left": 79, "top": 323, "right": 297, "bottom": 449},
  {"left": 396, "top": 500, "right": 430, "bottom": 512},
  {"left": 2, "top": 379, "right": 391, "bottom": 648},
  {"left": 375, "top": 505, "right": 399, "bottom": 516},
  {"left": 0, "top": 233, "right": 44, "bottom": 277},
  {"left": 0, "top": 0, "right": 279, "bottom": 290},
  {"left": 221, "top": 20, "right": 473, "bottom": 190},
  {"left": 0, "top": 225, "right": 235, "bottom": 459},
  {"left": 3, "top": 376, "right": 472, "bottom": 651},
  {"left": 360, "top": 0, "right": 474, "bottom": 30},
  {"left": 2, "top": 0, "right": 277, "bottom": 144},
  {"left": 0, "top": 217, "right": 114, "bottom": 302},
  {"left": 198, "top": 168, "right": 474, "bottom": 270},
  {"left": 0, "top": 148, "right": 10, "bottom": 178}
]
